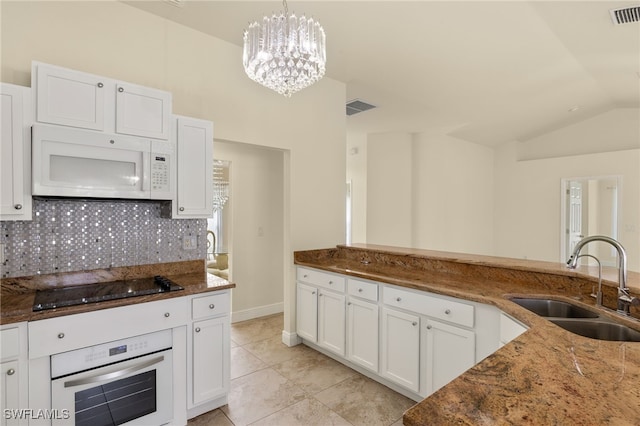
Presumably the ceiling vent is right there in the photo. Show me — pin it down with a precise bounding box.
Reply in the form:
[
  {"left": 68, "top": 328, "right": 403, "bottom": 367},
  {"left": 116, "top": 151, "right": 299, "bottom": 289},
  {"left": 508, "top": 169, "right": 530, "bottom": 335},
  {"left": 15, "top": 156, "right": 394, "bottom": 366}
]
[
  {"left": 610, "top": 6, "right": 640, "bottom": 25},
  {"left": 346, "top": 99, "right": 376, "bottom": 116}
]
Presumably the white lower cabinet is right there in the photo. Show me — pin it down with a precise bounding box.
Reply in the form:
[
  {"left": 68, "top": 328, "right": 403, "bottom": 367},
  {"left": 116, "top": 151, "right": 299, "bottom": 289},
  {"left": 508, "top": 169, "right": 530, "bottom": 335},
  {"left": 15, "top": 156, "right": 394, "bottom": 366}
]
[
  {"left": 191, "top": 316, "right": 229, "bottom": 405},
  {"left": 380, "top": 307, "right": 420, "bottom": 393},
  {"left": 318, "top": 289, "right": 346, "bottom": 356},
  {"left": 0, "top": 323, "right": 28, "bottom": 426},
  {"left": 346, "top": 297, "right": 379, "bottom": 372},
  {"left": 421, "top": 319, "right": 476, "bottom": 396},
  {"left": 296, "top": 282, "right": 318, "bottom": 342},
  {"left": 295, "top": 267, "right": 522, "bottom": 400}
]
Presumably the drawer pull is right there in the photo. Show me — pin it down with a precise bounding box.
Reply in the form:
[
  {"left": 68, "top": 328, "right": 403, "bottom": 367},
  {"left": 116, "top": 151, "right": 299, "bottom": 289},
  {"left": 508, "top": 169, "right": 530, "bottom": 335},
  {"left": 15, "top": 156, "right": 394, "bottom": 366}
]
[
  {"left": 312, "top": 291, "right": 316, "bottom": 295},
  {"left": 348, "top": 302, "right": 352, "bottom": 306},
  {"left": 6, "top": 368, "right": 15, "bottom": 376},
  {"left": 14, "top": 204, "right": 22, "bottom": 210},
  {"left": 164, "top": 312, "right": 170, "bottom": 318},
  {"left": 303, "top": 274, "right": 308, "bottom": 278},
  {"left": 426, "top": 325, "right": 432, "bottom": 330},
  {"left": 328, "top": 281, "right": 333, "bottom": 285},
  {"left": 412, "top": 321, "right": 417, "bottom": 326},
  {"left": 97, "top": 82, "right": 104, "bottom": 88},
  {"left": 445, "top": 309, "right": 451, "bottom": 315},
  {"left": 195, "top": 327, "right": 201, "bottom": 333},
  {"left": 57, "top": 332, "right": 65, "bottom": 339},
  {"left": 209, "top": 304, "right": 215, "bottom": 309},
  {"left": 358, "top": 288, "right": 363, "bottom": 292},
  {"left": 396, "top": 297, "right": 401, "bottom": 302}
]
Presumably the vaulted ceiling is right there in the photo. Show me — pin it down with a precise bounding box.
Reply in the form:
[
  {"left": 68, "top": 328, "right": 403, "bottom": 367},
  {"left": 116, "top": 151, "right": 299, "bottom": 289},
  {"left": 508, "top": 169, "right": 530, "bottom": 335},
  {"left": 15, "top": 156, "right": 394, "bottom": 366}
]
[{"left": 123, "top": 1, "right": 640, "bottom": 147}]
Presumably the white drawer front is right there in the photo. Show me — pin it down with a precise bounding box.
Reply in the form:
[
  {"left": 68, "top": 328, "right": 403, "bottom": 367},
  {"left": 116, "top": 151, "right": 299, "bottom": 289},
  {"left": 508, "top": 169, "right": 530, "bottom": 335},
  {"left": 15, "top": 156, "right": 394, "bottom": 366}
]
[
  {"left": 297, "top": 267, "right": 345, "bottom": 292},
  {"left": 0, "top": 327, "right": 20, "bottom": 360},
  {"left": 347, "top": 278, "right": 378, "bottom": 302},
  {"left": 28, "top": 297, "right": 189, "bottom": 359},
  {"left": 192, "top": 292, "right": 230, "bottom": 320},
  {"left": 383, "top": 286, "right": 474, "bottom": 328}
]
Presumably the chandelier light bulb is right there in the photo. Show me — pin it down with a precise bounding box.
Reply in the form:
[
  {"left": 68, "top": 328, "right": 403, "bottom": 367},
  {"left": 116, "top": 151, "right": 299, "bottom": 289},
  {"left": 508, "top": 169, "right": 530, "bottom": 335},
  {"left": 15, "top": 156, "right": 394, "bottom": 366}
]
[{"left": 243, "top": 1, "right": 326, "bottom": 97}]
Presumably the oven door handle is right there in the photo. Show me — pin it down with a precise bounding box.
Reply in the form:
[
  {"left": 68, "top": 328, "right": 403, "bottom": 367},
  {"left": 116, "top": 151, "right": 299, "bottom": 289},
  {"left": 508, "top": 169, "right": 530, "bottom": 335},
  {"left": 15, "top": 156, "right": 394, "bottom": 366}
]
[{"left": 63, "top": 355, "right": 164, "bottom": 388}]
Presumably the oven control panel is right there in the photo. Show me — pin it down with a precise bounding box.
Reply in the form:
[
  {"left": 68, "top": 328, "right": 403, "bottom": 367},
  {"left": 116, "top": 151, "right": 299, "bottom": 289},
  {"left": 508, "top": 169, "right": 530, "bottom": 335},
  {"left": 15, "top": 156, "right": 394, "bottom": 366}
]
[{"left": 51, "top": 329, "right": 172, "bottom": 378}]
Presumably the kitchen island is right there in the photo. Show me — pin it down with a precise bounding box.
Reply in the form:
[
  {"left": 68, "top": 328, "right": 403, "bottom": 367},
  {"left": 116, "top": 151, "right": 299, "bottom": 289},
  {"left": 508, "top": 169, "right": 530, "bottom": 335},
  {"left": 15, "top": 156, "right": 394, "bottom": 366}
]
[{"left": 294, "top": 244, "right": 640, "bottom": 425}]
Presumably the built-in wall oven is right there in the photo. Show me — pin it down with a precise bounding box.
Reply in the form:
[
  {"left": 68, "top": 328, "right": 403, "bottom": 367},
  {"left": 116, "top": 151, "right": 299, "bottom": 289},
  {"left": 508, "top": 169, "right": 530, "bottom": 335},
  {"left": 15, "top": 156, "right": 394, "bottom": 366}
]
[{"left": 50, "top": 329, "right": 173, "bottom": 426}]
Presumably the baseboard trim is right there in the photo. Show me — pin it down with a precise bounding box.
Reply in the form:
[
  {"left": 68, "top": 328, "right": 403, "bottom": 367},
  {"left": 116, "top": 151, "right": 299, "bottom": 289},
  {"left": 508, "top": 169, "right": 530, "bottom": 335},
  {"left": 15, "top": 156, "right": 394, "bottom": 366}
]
[
  {"left": 282, "top": 330, "right": 302, "bottom": 347},
  {"left": 231, "top": 302, "right": 284, "bottom": 323}
]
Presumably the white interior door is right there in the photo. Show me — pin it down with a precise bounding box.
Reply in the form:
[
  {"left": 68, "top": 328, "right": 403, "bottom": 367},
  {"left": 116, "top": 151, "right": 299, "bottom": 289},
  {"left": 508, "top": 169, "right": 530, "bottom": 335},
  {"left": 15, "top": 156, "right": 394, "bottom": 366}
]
[{"left": 567, "top": 181, "right": 583, "bottom": 260}]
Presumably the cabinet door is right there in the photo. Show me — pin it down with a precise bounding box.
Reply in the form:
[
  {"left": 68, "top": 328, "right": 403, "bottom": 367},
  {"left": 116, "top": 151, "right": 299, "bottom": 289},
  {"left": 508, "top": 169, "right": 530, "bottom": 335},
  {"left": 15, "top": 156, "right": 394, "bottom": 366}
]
[
  {"left": 380, "top": 307, "right": 420, "bottom": 392},
  {"left": 346, "top": 297, "right": 379, "bottom": 372},
  {"left": 296, "top": 283, "right": 318, "bottom": 342},
  {"left": 423, "top": 319, "right": 475, "bottom": 396},
  {"left": 175, "top": 117, "right": 214, "bottom": 218},
  {"left": 192, "top": 316, "right": 230, "bottom": 406},
  {"left": 115, "top": 83, "right": 171, "bottom": 139},
  {"left": 0, "top": 83, "right": 31, "bottom": 220},
  {"left": 318, "top": 290, "right": 346, "bottom": 356},
  {"left": 35, "top": 63, "right": 106, "bottom": 131},
  {"left": 1, "top": 360, "right": 20, "bottom": 426}
]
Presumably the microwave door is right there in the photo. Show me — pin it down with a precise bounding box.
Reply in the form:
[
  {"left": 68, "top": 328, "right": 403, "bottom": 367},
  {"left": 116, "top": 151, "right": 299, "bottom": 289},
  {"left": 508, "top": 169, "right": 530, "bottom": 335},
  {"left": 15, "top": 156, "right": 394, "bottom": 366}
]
[{"left": 32, "top": 124, "right": 151, "bottom": 199}]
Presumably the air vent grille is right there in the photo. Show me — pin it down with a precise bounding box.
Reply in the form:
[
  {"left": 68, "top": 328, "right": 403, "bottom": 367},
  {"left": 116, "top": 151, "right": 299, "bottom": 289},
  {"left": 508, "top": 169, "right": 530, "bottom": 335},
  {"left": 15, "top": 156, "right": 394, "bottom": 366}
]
[
  {"left": 610, "top": 6, "right": 640, "bottom": 25},
  {"left": 346, "top": 99, "right": 376, "bottom": 116}
]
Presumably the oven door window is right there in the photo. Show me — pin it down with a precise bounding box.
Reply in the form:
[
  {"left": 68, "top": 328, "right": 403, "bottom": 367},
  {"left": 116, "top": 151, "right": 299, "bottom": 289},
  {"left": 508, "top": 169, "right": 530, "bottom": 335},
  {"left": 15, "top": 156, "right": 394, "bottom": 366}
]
[
  {"left": 75, "top": 370, "right": 156, "bottom": 426},
  {"left": 52, "top": 349, "right": 172, "bottom": 426}
]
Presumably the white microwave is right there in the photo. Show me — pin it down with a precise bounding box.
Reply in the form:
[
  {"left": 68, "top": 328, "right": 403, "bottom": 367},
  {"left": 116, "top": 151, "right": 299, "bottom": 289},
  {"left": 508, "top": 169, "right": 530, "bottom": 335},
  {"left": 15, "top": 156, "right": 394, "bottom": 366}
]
[{"left": 32, "top": 124, "right": 173, "bottom": 200}]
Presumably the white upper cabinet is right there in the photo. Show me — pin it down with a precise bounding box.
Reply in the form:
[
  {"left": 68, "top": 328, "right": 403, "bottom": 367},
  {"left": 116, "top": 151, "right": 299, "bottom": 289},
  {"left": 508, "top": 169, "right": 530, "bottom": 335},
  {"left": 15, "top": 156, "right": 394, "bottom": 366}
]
[
  {"left": 115, "top": 82, "right": 171, "bottom": 139},
  {"left": 35, "top": 63, "right": 106, "bottom": 131},
  {"left": 0, "top": 83, "right": 32, "bottom": 221},
  {"left": 173, "top": 116, "right": 213, "bottom": 218},
  {"left": 33, "top": 62, "right": 171, "bottom": 139}
]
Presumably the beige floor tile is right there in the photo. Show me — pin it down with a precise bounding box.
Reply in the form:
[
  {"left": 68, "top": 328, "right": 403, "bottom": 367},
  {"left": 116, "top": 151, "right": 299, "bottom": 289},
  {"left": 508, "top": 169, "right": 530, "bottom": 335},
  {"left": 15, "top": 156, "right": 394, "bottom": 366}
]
[
  {"left": 243, "top": 335, "right": 315, "bottom": 366},
  {"left": 314, "top": 375, "right": 415, "bottom": 426},
  {"left": 249, "top": 398, "right": 353, "bottom": 426},
  {"left": 230, "top": 346, "right": 267, "bottom": 379},
  {"left": 272, "top": 349, "right": 358, "bottom": 395},
  {"left": 221, "top": 368, "right": 306, "bottom": 426},
  {"left": 188, "top": 408, "right": 234, "bottom": 426},
  {"left": 231, "top": 314, "right": 283, "bottom": 346}
]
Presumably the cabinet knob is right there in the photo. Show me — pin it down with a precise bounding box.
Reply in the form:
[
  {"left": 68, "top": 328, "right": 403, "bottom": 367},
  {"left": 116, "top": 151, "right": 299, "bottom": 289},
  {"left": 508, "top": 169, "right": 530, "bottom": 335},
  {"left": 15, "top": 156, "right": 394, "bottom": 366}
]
[
  {"left": 164, "top": 312, "right": 170, "bottom": 318},
  {"left": 14, "top": 204, "right": 22, "bottom": 210},
  {"left": 179, "top": 207, "right": 185, "bottom": 211},
  {"left": 412, "top": 321, "right": 417, "bottom": 326},
  {"left": 396, "top": 297, "right": 401, "bottom": 302},
  {"left": 445, "top": 309, "right": 451, "bottom": 315},
  {"left": 347, "top": 302, "right": 352, "bottom": 306},
  {"left": 426, "top": 325, "right": 432, "bottom": 330},
  {"left": 118, "top": 87, "right": 124, "bottom": 92},
  {"left": 303, "top": 274, "right": 308, "bottom": 278},
  {"left": 311, "top": 291, "right": 316, "bottom": 295},
  {"left": 109, "top": 139, "right": 115, "bottom": 144},
  {"left": 328, "top": 281, "right": 333, "bottom": 285},
  {"left": 195, "top": 327, "right": 201, "bottom": 333},
  {"left": 209, "top": 304, "right": 215, "bottom": 309},
  {"left": 358, "top": 288, "right": 363, "bottom": 292},
  {"left": 57, "top": 332, "right": 65, "bottom": 339},
  {"left": 97, "top": 82, "right": 104, "bottom": 88},
  {"left": 319, "top": 293, "right": 323, "bottom": 297},
  {"left": 6, "top": 368, "right": 15, "bottom": 376}
]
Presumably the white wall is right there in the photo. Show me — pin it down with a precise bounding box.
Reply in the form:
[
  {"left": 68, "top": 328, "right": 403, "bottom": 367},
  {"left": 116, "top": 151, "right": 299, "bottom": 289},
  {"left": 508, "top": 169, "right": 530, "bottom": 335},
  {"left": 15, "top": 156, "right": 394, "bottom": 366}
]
[
  {"left": 214, "top": 141, "right": 285, "bottom": 321},
  {"left": 1, "top": 0, "right": 347, "bottom": 334},
  {"left": 346, "top": 133, "right": 367, "bottom": 244},
  {"left": 494, "top": 142, "right": 640, "bottom": 271}
]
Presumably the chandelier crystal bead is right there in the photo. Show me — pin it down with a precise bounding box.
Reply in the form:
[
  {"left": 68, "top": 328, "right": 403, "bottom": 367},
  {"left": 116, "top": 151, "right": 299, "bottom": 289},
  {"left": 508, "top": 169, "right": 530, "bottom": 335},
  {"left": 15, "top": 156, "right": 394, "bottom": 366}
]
[{"left": 243, "top": 1, "right": 326, "bottom": 97}]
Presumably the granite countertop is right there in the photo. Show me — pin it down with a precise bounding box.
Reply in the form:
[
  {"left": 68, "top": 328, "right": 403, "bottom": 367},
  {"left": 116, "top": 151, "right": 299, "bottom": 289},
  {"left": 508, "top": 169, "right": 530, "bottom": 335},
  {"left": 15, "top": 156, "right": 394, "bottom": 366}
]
[
  {"left": 294, "top": 244, "right": 640, "bottom": 425},
  {"left": 0, "top": 260, "right": 235, "bottom": 325}
]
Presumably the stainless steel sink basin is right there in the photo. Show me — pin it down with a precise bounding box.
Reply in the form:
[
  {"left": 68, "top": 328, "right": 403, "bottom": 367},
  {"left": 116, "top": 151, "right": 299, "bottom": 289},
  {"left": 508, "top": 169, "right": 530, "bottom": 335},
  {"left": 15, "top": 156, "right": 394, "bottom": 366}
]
[
  {"left": 550, "top": 319, "right": 640, "bottom": 342},
  {"left": 510, "top": 297, "right": 599, "bottom": 318}
]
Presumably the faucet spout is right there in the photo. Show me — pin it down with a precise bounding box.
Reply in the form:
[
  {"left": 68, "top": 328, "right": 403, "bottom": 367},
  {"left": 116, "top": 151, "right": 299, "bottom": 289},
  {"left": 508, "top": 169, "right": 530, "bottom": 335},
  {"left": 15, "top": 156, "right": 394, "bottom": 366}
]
[{"left": 566, "top": 235, "right": 631, "bottom": 315}]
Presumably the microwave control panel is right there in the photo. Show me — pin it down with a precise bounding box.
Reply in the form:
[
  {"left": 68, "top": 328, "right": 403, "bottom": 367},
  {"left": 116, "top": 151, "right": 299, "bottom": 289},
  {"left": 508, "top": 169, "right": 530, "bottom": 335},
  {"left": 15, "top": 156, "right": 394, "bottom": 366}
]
[{"left": 151, "top": 154, "right": 170, "bottom": 192}]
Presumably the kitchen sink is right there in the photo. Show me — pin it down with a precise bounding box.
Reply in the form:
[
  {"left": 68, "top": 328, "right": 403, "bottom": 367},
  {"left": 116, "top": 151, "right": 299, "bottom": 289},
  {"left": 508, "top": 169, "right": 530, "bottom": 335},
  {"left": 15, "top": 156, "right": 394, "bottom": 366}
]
[
  {"left": 510, "top": 297, "right": 599, "bottom": 318},
  {"left": 549, "top": 319, "right": 640, "bottom": 342}
]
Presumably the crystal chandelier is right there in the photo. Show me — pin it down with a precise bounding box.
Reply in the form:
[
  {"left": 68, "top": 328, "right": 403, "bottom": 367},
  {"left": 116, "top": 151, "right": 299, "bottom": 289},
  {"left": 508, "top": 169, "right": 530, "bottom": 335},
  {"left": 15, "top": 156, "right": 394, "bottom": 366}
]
[
  {"left": 243, "top": 0, "right": 326, "bottom": 97},
  {"left": 213, "top": 164, "right": 229, "bottom": 212}
]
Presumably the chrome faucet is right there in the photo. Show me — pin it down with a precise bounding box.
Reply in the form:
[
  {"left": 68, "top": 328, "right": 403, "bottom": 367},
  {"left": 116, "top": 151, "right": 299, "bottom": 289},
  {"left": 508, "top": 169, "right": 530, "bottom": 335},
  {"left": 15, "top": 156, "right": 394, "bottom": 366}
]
[{"left": 567, "top": 235, "right": 638, "bottom": 316}]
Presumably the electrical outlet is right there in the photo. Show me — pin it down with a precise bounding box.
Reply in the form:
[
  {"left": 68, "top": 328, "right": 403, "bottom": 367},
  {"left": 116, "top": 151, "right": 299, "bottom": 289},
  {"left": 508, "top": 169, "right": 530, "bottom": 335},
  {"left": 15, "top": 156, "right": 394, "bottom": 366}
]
[
  {"left": 183, "top": 236, "right": 197, "bottom": 250},
  {"left": 0, "top": 243, "right": 4, "bottom": 264}
]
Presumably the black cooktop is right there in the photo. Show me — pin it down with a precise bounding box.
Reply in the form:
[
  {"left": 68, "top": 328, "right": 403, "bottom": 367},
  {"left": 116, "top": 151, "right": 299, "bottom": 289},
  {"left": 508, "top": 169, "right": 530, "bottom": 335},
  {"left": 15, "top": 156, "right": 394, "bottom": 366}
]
[{"left": 33, "top": 275, "right": 184, "bottom": 312}]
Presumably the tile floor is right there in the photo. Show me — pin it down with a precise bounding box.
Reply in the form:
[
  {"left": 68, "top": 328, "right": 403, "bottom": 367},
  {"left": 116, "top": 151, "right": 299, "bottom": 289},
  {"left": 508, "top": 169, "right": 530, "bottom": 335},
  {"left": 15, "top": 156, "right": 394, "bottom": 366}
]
[{"left": 187, "top": 313, "right": 415, "bottom": 426}]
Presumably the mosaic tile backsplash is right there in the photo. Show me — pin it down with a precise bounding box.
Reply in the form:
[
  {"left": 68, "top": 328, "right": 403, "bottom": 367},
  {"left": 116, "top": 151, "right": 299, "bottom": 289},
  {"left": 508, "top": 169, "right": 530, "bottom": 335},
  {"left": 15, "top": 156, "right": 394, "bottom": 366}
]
[{"left": 1, "top": 199, "right": 207, "bottom": 278}]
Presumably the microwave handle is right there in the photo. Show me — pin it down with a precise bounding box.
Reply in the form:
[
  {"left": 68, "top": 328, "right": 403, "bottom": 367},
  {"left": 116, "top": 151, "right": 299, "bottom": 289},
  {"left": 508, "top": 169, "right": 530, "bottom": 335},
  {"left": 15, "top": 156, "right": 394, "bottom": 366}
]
[{"left": 142, "top": 153, "right": 151, "bottom": 192}]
